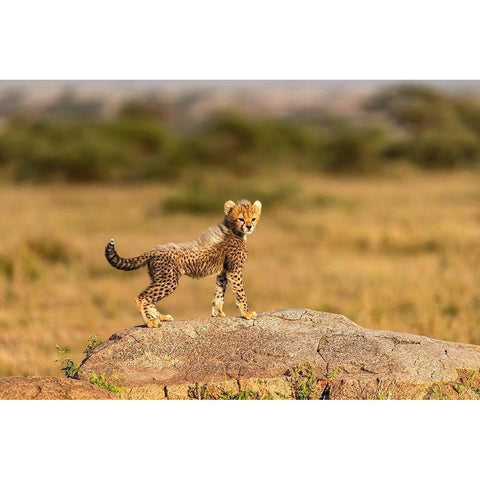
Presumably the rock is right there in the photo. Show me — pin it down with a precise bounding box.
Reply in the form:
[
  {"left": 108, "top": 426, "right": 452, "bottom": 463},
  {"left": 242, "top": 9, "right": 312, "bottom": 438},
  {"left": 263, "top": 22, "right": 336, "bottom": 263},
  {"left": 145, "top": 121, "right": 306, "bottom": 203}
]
[
  {"left": 0, "top": 376, "right": 117, "bottom": 399},
  {"left": 77, "top": 309, "right": 480, "bottom": 399}
]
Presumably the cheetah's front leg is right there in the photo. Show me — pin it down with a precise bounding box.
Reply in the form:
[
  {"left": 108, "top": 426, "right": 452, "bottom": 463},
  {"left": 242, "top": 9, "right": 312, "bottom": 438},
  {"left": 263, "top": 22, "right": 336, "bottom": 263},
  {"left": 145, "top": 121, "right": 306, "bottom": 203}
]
[
  {"left": 226, "top": 271, "right": 257, "bottom": 320},
  {"left": 211, "top": 271, "right": 227, "bottom": 317}
]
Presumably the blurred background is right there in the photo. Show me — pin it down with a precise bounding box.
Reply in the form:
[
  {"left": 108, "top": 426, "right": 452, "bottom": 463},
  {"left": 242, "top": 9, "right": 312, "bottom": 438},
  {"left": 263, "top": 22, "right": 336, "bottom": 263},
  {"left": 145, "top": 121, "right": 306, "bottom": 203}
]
[{"left": 0, "top": 80, "right": 479, "bottom": 376}]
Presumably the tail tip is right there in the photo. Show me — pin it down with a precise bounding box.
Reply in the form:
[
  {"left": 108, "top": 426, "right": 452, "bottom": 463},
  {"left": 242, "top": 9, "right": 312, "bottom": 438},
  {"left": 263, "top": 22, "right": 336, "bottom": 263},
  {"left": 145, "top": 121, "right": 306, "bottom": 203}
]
[{"left": 109, "top": 238, "right": 115, "bottom": 245}]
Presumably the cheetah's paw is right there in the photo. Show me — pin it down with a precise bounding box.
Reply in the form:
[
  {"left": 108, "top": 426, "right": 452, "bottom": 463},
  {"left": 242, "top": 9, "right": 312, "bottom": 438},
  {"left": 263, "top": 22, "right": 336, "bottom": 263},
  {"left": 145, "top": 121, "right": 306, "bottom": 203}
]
[
  {"left": 242, "top": 311, "right": 257, "bottom": 320},
  {"left": 211, "top": 304, "right": 226, "bottom": 317},
  {"left": 145, "top": 318, "right": 162, "bottom": 328}
]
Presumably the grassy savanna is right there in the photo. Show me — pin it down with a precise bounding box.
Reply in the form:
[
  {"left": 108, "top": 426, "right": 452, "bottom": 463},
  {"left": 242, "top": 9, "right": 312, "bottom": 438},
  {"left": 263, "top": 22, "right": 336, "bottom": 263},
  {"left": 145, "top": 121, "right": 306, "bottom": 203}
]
[{"left": 0, "top": 171, "right": 479, "bottom": 376}]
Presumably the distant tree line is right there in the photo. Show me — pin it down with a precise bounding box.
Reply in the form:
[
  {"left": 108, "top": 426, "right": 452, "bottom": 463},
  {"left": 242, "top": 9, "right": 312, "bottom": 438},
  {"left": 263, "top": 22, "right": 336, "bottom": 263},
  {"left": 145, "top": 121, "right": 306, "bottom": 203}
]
[{"left": 0, "top": 84, "right": 479, "bottom": 183}]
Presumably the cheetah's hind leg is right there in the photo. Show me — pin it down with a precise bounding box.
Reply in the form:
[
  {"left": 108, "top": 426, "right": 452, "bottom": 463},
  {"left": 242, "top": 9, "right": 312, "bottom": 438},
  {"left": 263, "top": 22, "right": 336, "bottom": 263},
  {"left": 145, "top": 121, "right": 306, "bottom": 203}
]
[
  {"left": 135, "top": 297, "right": 174, "bottom": 328},
  {"left": 135, "top": 280, "right": 178, "bottom": 327}
]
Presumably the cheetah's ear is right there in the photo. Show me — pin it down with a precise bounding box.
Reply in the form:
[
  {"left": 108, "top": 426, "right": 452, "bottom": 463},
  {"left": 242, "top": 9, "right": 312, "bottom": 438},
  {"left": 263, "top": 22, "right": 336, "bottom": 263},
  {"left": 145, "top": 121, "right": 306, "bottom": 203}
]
[
  {"left": 224, "top": 200, "right": 236, "bottom": 215},
  {"left": 253, "top": 200, "right": 262, "bottom": 215}
]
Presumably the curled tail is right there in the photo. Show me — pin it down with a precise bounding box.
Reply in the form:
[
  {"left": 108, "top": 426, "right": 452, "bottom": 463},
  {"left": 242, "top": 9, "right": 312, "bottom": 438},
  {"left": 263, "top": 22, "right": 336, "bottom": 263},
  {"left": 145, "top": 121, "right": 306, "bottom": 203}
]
[{"left": 105, "top": 239, "right": 149, "bottom": 271}]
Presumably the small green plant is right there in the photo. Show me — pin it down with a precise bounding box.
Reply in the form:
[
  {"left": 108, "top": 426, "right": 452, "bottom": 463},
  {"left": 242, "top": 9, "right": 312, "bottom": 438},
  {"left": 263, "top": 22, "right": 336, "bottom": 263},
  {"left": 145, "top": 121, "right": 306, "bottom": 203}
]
[
  {"left": 187, "top": 383, "right": 267, "bottom": 399},
  {"left": 364, "top": 380, "right": 396, "bottom": 400},
  {"left": 56, "top": 333, "right": 102, "bottom": 378},
  {"left": 326, "top": 367, "right": 341, "bottom": 379},
  {"left": 90, "top": 372, "right": 124, "bottom": 395},
  {"left": 217, "top": 389, "right": 260, "bottom": 400},
  {"left": 430, "top": 386, "right": 449, "bottom": 400},
  {"left": 456, "top": 370, "right": 480, "bottom": 398},
  {"left": 83, "top": 332, "right": 103, "bottom": 357},
  {"left": 55, "top": 344, "right": 80, "bottom": 378},
  {"left": 187, "top": 383, "right": 209, "bottom": 399},
  {"left": 291, "top": 363, "right": 317, "bottom": 400}
]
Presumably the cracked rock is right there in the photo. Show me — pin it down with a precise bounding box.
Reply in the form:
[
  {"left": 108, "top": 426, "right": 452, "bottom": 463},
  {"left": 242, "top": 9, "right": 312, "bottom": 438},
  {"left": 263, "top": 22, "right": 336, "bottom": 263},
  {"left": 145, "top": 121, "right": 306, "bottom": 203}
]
[{"left": 76, "top": 309, "right": 480, "bottom": 395}]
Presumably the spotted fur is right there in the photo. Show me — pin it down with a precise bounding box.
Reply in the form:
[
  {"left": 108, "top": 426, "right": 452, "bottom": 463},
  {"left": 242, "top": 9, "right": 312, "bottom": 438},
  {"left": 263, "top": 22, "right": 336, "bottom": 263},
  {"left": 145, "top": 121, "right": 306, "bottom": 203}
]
[{"left": 105, "top": 199, "right": 262, "bottom": 327}]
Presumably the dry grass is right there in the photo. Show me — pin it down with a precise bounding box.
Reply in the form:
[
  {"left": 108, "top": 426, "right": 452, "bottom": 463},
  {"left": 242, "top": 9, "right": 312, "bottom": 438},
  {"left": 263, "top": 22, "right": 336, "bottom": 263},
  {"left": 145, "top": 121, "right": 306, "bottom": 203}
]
[{"left": 1, "top": 171, "right": 479, "bottom": 376}]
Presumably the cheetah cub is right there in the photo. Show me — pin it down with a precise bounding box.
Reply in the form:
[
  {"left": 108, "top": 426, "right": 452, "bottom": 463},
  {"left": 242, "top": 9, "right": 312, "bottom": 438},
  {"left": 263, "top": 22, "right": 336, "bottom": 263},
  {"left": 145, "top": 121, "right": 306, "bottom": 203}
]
[{"left": 105, "top": 199, "right": 262, "bottom": 327}]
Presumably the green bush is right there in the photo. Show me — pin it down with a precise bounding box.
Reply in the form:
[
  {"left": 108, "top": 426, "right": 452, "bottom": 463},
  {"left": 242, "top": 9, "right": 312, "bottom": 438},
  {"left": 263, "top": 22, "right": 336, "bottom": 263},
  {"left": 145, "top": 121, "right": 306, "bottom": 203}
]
[
  {"left": 26, "top": 237, "right": 74, "bottom": 264},
  {"left": 0, "top": 118, "right": 189, "bottom": 182},
  {"left": 364, "top": 84, "right": 480, "bottom": 169},
  {"left": 321, "top": 124, "right": 387, "bottom": 173},
  {"left": 118, "top": 95, "right": 172, "bottom": 121},
  {"left": 2, "top": 121, "right": 132, "bottom": 182},
  {"left": 453, "top": 98, "right": 480, "bottom": 137},
  {"left": 411, "top": 127, "right": 480, "bottom": 168},
  {"left": 106, "top": 118, "right": 171, "bottom": 154},
  {"left": 186, "top": 112, "right": 322, "bottom": 173},
  {"left": 364, "top": 84, "right": 455, "bottom": 130}
]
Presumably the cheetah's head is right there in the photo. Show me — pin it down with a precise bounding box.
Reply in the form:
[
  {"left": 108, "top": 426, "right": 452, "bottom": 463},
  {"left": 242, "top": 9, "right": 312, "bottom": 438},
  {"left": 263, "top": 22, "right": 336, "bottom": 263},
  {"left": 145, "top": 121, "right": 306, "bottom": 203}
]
[{"left": 224, "top": 199, "right": 262, "bottom": 237}]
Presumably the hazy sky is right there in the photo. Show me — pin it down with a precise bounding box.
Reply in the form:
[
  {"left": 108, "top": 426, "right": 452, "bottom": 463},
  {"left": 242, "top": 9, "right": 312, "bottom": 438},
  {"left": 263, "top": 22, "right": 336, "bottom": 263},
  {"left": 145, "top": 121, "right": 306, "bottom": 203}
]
[{"left": 1, "top": 79, "right": 480, "bottom": 95}]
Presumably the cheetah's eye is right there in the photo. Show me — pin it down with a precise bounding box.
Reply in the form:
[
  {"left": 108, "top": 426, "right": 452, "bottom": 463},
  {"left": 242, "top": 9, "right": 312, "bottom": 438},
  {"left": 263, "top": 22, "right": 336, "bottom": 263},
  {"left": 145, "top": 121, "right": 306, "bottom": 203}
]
[
  {"left": 252, "top": 218, "right": 256, "bottom": 222},
  {"left": 238, "top": 218, "right": 245, "bottom": 223}
]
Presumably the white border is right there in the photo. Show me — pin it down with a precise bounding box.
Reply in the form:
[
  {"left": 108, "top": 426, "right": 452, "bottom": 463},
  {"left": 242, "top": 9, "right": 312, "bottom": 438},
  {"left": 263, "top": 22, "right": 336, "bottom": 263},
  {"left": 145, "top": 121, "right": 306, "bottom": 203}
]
[
  {"left": 1, "top": 1, "right": 479, "bottom": 477},
  {"left": 1, "top": 400, "right": 479, "bottom": 479},
  {"left": 1, "top": 1, "right": 480, "bottom": 79}
]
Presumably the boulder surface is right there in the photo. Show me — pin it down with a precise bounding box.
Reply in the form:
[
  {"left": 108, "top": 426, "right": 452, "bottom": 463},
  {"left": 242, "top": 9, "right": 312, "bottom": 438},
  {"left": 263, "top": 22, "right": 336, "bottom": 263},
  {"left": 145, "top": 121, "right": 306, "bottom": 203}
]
[{"left": 77, "top": 309, "right": 480, "bottom": 399}]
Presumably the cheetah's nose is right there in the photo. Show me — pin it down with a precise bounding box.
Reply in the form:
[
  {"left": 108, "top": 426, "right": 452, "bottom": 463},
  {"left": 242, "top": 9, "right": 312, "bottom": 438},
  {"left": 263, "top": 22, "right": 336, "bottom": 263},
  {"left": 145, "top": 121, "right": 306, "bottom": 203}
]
[{"left": 246, "top": 225, "right": 252, "bottom": 230}]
